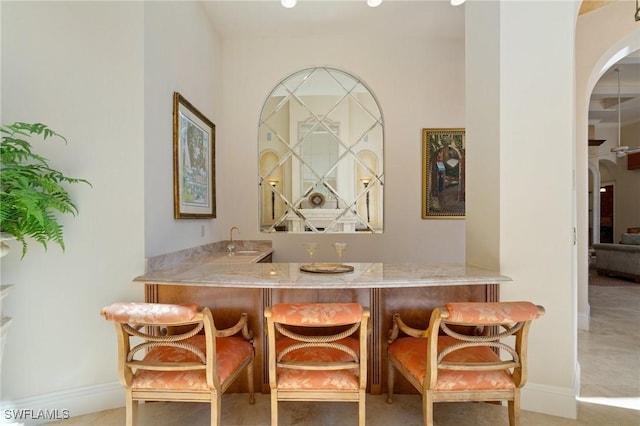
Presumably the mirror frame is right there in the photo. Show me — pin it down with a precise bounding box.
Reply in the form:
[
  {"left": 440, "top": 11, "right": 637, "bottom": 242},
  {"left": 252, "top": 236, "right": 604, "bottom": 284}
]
[{"left": 258, "top": 67, "right": 384, "bottom": 233}]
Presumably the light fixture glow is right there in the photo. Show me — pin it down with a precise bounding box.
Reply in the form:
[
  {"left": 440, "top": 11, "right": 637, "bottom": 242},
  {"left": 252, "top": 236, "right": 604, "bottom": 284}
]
[
  {"left": 281, "top": 0, "right": 297, "bottom": 8},
  {"left": 366, "top": 0, "right": 383, "bottom": 7},
  {"left": 450, "top": 0, "right": 466, "bottom": 5}
]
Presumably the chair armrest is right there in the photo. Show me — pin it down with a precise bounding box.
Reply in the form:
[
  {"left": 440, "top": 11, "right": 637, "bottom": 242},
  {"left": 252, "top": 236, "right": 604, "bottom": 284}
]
[
  {"left": 387, "top": 313, "right": 429, "bottom": 344},
  {"left": 215, "top": 312, "right": 253, "bottom": 341}
]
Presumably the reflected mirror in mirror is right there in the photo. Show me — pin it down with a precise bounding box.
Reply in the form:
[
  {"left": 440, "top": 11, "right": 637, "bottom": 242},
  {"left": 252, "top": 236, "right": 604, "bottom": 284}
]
[{"left": 258, "top": 67, "right": 384, "bottom": 233}]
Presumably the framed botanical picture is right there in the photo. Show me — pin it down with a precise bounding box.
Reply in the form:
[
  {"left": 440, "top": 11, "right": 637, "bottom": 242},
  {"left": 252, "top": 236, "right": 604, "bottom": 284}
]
[
  {"left": 173, "top": 92, "right": 216, "bottom": 219},
  {"left": 422, "top": 128, "right": 465, "bottom": 219}
]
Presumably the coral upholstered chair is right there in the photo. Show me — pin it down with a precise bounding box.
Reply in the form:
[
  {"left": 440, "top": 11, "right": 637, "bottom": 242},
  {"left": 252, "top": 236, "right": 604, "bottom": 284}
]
[
  {"left": 101, "top": 302, "right": 255, "bottom": 426},
  {"left": 264, "top": 303, "right": 370, "bottom": 426},
  {"left": 387, "top": 302, "right": 544, "bottom": 426}
]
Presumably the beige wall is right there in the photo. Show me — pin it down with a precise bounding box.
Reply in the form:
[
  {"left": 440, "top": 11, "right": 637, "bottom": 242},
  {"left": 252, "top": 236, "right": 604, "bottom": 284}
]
[{"left": 219, "top": 36, "right": 466, "bottom": 263}]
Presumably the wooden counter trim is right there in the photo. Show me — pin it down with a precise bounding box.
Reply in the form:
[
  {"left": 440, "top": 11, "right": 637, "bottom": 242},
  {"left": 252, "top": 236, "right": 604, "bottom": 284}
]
[
  {"left": 370, "top": 288, "right": 382, "bottom": 394},
  {"left": 261, "top": 288, "right": 272, "bottom": 393}
]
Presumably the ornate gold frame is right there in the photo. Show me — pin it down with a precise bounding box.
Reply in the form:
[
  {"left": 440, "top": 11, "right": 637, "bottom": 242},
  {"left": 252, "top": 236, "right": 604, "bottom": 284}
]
[
  {"left": 421, "top": 128, "right": 465, "bottom": 219},
  {"left": 173, "top": 92, "right": 216, "bottom": 219}
]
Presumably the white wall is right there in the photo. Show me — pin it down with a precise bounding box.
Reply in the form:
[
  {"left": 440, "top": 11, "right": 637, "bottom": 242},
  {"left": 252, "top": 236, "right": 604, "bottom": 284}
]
[
  {"left": 220, "top": 36, "right": 466, "bottom": 263},
  {"left": 466, "top": 1, "right": 578, "bottom": 417},
  {"left": 144, "top": 1, "right": 224, "bottom": 257},
  {"left": 465, "top": 1, "right": 500, "bottom": 270},
  {"left": 500, "top": 2, "right": 577, "bottom": 416},
  {"left": 1, "top": 0, "right": 145, "bottom": 415}
]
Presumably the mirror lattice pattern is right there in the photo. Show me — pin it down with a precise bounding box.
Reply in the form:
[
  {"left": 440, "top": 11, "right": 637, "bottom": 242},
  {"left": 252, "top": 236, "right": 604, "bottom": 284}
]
[{"left": 258, "top": 67, "right": 384, "bottom": 233}]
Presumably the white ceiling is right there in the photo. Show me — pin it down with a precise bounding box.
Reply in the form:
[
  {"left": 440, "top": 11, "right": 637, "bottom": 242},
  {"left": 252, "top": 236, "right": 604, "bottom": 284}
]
[
  {"left": 201, "top": 0, "right": 640, "bottom": 126},
  {"left": 201, "top": 0, "right": 464, "bottom": 40},
  {"left": 589, "top": 51, "right": 640, "bottom": 126}
]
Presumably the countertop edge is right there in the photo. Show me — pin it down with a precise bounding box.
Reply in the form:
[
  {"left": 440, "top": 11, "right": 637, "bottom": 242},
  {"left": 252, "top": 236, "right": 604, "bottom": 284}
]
[{"left": 133, "top": 262, "right": 512, "bottom": 289}]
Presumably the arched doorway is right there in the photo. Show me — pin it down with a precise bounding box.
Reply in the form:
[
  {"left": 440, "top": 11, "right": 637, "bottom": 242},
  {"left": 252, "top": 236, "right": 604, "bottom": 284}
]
[
  {"left": 576, "top": 1, "right": 640, "bottom": 332},
  {"left": 576, "top": 0, "right": 640, "bottom": 411}
]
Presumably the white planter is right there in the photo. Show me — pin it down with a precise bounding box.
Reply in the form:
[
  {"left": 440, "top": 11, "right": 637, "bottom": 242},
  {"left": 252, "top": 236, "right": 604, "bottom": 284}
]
[{"left": 0, "top": 232, "right": 14, "bottom": 258}]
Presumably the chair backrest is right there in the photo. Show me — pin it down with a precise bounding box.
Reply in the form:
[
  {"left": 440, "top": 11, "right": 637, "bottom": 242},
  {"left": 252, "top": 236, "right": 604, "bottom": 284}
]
[
  {"left": 425, "top": 301, "right": 545, "bottom": 390},
  {"left": 101, "top": 302, "right": 219, "bottom": 390},
  {"left": 265, "top": 302, "right": 369, "bottom": 390}
]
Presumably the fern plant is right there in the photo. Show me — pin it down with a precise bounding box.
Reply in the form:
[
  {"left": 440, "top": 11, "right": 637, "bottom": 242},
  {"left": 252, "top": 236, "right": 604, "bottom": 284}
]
[{"left": 0, "top": 122, "right": 90, "bottom": 257}]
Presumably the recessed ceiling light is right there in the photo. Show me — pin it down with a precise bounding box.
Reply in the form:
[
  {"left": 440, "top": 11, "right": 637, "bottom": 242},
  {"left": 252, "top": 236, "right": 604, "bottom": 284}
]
[
  {"left": 281, "top": 0, "right": 297, "bottom": 8},
  {"left": 367, "top": 0, "right": 383, "bottom": 7},
  {"left": 451, "top": 0, "right": 466, "bottom": 5}
]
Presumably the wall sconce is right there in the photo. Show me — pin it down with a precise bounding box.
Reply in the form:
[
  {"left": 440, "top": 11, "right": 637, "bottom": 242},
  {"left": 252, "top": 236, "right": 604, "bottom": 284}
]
[
  {"left": 600, "top": 187, "right": 606, "bottom": 193},
  {"left": 361, "top": 178, "right": 371, "bottom": 223},
  {"left": 268, "top": 180, "right": 279, "bottom": 220}
]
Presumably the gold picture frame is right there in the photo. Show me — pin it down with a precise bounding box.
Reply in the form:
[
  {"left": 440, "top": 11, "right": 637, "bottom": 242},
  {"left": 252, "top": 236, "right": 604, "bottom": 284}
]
[
  {"left": 422, "top": 128, "right": 465, "bottom": 219},
  {"left": 173, "top": 92, "right": 216, "bottom": 219}
]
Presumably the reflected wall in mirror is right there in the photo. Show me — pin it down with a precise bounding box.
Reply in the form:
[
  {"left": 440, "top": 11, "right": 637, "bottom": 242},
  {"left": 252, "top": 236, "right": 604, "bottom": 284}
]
[{"left": 258, "top": 67, "right": 384, "bottom": 233}]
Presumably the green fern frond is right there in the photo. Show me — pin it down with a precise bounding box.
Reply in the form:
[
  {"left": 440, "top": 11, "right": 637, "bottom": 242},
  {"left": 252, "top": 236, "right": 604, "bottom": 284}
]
[{"left": 1, "top": 122, "right": 90, "bottom": 258}]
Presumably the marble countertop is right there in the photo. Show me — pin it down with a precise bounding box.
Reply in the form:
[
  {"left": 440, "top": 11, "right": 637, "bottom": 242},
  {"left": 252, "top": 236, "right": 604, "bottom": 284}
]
[
  {"left": 134, "top": 262, "right": 511, "bottom": 289},
  {"left": 144, "top": 240, "right": 273, "bottom": 272}
]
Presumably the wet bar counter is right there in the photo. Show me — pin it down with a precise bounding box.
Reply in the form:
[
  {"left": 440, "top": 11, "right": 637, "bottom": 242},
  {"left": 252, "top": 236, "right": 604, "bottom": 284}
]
[{"left": 134, "top": 262, "right": 511, "bottom": 395}]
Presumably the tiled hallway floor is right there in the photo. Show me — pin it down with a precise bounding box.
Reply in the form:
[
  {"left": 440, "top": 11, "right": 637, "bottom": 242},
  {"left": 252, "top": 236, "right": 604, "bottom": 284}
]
[{"left": 47, "top": 282, "right": 640, "bottom": 425}]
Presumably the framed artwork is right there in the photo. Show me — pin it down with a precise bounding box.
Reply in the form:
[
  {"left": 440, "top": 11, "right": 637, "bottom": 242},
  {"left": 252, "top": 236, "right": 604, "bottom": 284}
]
[
  {"left": 173, "top": 92, "right": 216, "bottom": 219},
  {"left": 422, "top": 128, "right": 465, "bottom": 219}
]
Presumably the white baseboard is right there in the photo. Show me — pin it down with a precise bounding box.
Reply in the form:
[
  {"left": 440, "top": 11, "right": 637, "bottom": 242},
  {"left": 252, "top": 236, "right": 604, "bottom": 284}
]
[
  {"left": 577, "top": 303, "right": 590, "bottom": 331},
  {"left": 521, "top": 380, "right": 578, "bottom": 419},
  {"left": 0, "top": 381, "right": 123, "bottom": 426}
]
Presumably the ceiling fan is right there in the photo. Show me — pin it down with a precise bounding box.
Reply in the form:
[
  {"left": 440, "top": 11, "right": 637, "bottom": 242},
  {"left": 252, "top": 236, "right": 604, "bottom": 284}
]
[{"left": 611, "top": 67, "right": 640, "bottom": 157}]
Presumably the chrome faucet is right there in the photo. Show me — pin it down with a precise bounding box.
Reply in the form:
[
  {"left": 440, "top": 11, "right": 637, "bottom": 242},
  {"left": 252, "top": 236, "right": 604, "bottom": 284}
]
[
  {"left": 230, "top": 226, "right": 240, "bottom": 244},
  {"left": 227, "top": 227, "right": 240, "bottom": 255}
]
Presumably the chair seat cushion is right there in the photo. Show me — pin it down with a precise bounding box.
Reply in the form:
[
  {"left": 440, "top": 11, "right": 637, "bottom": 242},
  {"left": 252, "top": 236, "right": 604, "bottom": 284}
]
[
  {"left": 271, "top": 303, "right": 363, "bottom": 326},
  {"left": 275, "top": 336, "right": 360, "bottom": 390},
  {"left": 388, "top": 335, "right": 515, "bottom": 391},
  {"left": 102, "top": 302, "right": 200, "bottom": 324},
  {"left": 131, "top": 335, "right": 253, "bottom": 390},
  {"left": 444, "top": 302, "right": 542, "bottom": 324}
]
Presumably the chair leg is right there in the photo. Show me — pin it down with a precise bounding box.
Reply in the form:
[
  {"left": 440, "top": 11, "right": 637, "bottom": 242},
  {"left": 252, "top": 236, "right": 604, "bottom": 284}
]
[
  {"left": 509, "top": 390, "right": 521, "bottom": 426},
  {"left": 211, "top": 391, "right": 222, "bottom": 426},
  {"left": 125, "top": 390, "right": 136, "bottom": 426},
  {"left": 423, "top": 391, "right": 433, "bottom": 426},
  {"left": 387, "top": 361, "right": 395, "bottom": 404},
  {"left": 359, "top": 389, "right": 366, "bottom": 426},
  {"left": 247, "top": 359, "right": 255, "bottom": 404},
  {"left": 270, "top": 390, "right": 278, "bottom": 426}
]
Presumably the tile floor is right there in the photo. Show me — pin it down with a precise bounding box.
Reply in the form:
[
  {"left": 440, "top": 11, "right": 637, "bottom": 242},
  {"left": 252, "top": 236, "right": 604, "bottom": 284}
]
[{"left": 47, "top": 282, "right": 640, "bottom": 425}]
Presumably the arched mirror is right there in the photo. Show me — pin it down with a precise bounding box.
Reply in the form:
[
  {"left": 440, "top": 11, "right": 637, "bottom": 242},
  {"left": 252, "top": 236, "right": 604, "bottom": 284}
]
[{"left": 258, "top": 67, "right": 384, "bottom": 233}]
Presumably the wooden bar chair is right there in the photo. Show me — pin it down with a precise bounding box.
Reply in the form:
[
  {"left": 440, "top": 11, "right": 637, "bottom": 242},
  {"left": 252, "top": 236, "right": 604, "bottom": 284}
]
[
  {"left": 387, "top": 301, "right": 545, "bottom": 426},
  {"left": 264, "top": 303, "right": 370, "bottom": 426},
  {"left": 101, "top": 302, "right": 255, "bottom": 426}
]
